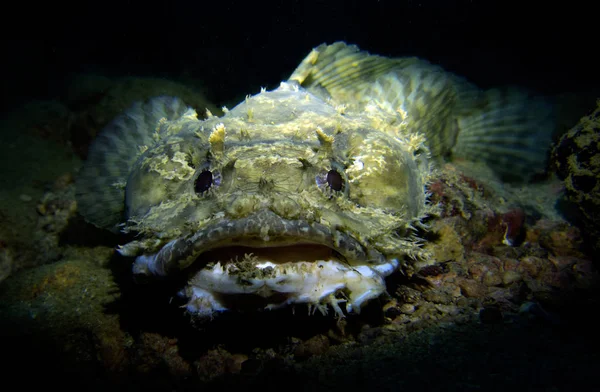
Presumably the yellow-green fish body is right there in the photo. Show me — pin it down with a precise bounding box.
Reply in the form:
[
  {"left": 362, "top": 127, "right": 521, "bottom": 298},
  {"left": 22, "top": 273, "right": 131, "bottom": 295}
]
[{"left": 76, "top": 42, "right": 553, "bottom": 318}]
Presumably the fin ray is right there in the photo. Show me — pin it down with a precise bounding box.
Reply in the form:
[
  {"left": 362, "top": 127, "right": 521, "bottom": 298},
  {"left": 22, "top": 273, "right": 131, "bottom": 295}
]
[
  {"left": 289, "top": 42, "right": 409, "bottom": 100},
  {"left": 76, "top": 96, "right": 191, "bottom": 231},
  {"left": 453, "top": 88, "right": 555, "bottom": 180}
]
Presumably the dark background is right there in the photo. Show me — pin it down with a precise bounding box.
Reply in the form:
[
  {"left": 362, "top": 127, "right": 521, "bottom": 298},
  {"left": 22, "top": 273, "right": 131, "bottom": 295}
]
[{"left": 1, "top": 0, "right": 597, "bottom": 114}]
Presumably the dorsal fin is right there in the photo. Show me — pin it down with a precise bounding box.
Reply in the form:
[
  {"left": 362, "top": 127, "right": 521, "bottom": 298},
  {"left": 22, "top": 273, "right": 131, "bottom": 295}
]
[{"left": 289, "top": 42, "right": 408, "bottom": 101}]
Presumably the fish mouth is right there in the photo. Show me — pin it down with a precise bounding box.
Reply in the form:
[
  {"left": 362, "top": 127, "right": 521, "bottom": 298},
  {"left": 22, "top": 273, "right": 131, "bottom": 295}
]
[
  {"left": 132, "top": 209, "right": 383, "bottom": 275},
  {"left": 196, "top": 243, "right": 346, "bottom": 268},
  {"left": 131, "top": 209, "right": 398, "bottom": 317}
]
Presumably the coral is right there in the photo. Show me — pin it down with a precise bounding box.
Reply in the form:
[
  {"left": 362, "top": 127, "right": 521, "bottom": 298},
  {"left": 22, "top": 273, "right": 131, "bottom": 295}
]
[{"left": 551, "top": 100, "right": 600, "bottom": 251}]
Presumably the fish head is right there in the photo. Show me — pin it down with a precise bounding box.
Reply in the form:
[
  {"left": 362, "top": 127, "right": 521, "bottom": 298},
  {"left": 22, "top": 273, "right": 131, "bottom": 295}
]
[{"left": 111, "top": 83, "right": 431, "bottom": 318}]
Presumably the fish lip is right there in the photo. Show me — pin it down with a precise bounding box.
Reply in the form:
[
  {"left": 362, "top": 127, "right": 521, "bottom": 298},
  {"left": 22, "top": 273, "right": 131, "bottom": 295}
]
[{"left": 133, "top": 209, "right": 385, "bottom": 277}]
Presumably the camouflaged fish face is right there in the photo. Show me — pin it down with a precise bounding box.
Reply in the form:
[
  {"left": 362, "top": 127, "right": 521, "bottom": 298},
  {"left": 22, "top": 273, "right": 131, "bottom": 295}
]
[
  {"left": 77, "top": 82, "right": 432, "bottom": 318},
  {"left": 76, "top": 42, "right": 553, "bottom": 319}
]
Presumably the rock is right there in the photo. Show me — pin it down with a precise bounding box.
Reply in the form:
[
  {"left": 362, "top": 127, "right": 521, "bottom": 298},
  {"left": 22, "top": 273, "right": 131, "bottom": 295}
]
[
  {"left": 425, "top": 220, "right": 465, "bottom": 262},
  {"left": 502, "top": 270, "right": 522, "bottom": 285},
  {"left": 400, "top": 304, "right": 416, "bottom": 314},
  {"left": 424, "top": 289, "right": 453, "bottom": 304},
  {"left": 518, "top": 256, "right": 544, "bottom": 278},
  {"left": 382, "top": 299, "right": 402, "bottom": 318},
  {"left": 294, "top": 334, "right": 330, "bottom": 359},
  {"left": 395, "top": 286, "right": 422, "bottom": 303},
  {"left": 458, "top": 279, "right": 487, "bottom": 298},
  {"left": 483, "top": 270, "right": 503, "bottom": 287},
  {"left": 195, "top": 348, "right": 247, "bottom": 382}
]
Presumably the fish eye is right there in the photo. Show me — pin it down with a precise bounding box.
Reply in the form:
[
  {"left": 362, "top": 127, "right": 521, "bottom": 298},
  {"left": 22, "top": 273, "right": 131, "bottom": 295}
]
[
  {"left": 326, "top": 169, "right": 344, "bottom": 192},
  {"left": 315, "top": 163, "right": 348, "bottom": 196},
  {"left": 194, "top": 170, "right": 213, "bottom": 194}
]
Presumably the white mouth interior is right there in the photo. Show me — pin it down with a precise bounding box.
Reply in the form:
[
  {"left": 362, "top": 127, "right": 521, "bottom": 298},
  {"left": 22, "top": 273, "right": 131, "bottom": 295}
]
[{"left": 182, "top": 244, "right": 399, "bottom": 318}]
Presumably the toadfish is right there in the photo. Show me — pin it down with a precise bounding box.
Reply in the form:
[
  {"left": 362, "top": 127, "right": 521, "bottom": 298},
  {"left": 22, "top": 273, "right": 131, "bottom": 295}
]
[{"left": 76, "top": 42, "right": 553, "bottom": 318}]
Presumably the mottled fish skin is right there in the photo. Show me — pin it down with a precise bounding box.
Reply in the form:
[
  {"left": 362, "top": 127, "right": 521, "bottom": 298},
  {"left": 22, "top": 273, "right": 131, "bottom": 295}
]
[
  {"left": 289, "top": 42, "right": 555, "bottom": 181},
  {"left": 76, "top": 41, "right": 553, "bottom": 319},
  {"left": 77, "top": 80, "right": 433, "bottom": 318}
]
